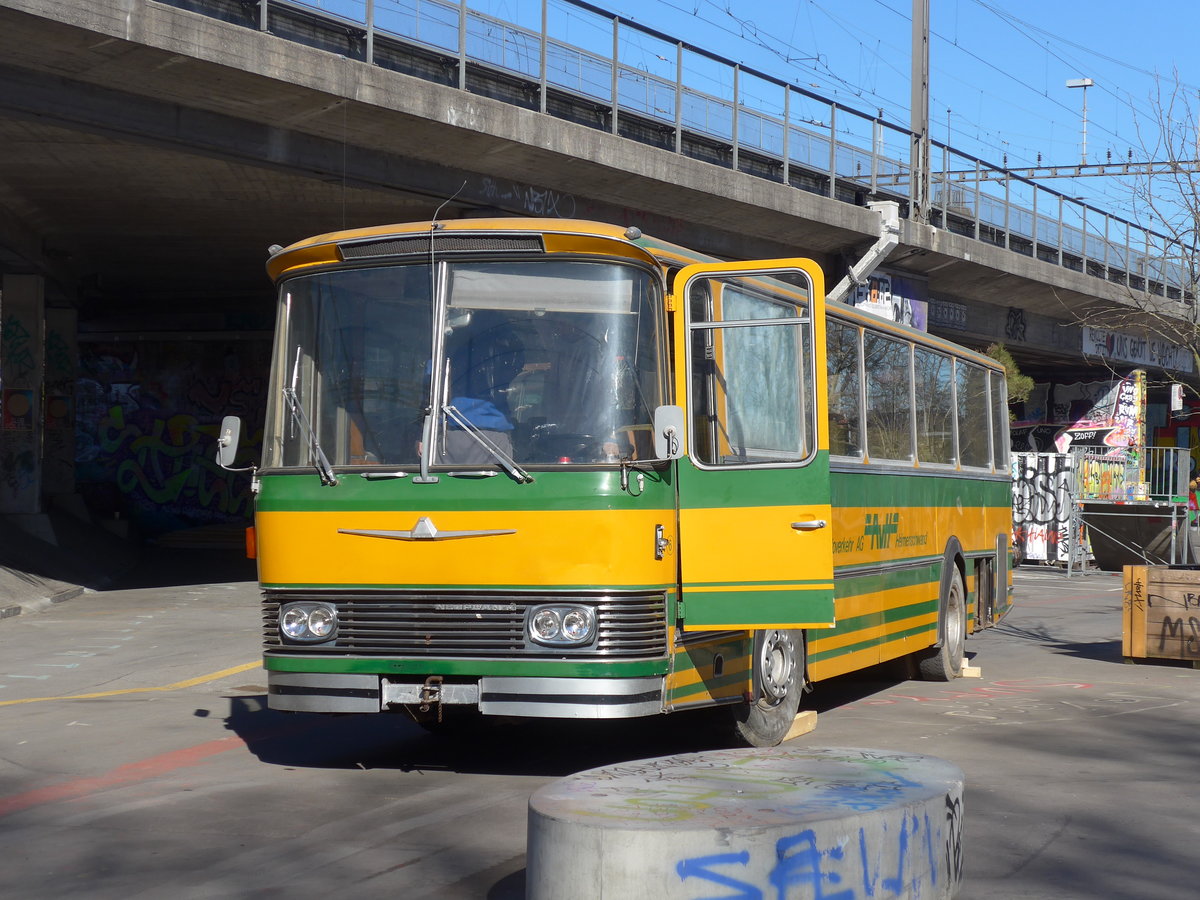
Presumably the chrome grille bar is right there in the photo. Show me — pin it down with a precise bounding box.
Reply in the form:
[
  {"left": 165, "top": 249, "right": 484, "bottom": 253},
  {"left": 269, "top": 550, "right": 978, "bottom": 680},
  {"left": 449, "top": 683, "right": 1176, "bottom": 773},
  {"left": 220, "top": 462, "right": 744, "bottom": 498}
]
[{"left": 263, "top": 591, "right": 668, "bottom": 659}]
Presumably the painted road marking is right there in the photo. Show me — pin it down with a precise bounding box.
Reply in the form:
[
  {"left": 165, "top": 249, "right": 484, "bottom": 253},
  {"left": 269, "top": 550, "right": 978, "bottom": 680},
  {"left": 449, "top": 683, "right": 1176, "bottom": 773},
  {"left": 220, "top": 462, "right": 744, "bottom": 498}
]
[
  {"left": 0, "top": 661, "right": 261, "bottom": 708},
  {"left": 0, "top": 735, "right": 244, "bottom": 818},
  {"left": 0, "top": 711, "right": 328, "bottom": 820}
]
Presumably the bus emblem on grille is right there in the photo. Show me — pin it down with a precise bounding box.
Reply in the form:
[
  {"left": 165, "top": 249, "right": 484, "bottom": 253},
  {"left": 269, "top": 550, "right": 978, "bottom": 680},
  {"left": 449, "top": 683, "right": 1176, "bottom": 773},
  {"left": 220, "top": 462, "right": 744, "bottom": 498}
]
[{"left": 338, "top": 517, "right": 516, "bottom": 541}]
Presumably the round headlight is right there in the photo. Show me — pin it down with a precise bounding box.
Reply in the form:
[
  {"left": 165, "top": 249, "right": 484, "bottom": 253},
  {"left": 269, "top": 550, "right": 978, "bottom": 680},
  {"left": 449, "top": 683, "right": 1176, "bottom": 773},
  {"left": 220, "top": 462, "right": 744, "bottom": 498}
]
[
  {"left": 279, "top": 602, "right": 338, "bottom": 642},
  {"left": 281, "top": 606, "right": 311, "bottom": 640},
  {"left": 531, "top": 609, "right": 561, "bottom": 641},
  {"left": 308, "top": 606, "right": 337, "bottom": 638},
  {"left": 561, "top": 609, "right": 591, "bottom": 642}
]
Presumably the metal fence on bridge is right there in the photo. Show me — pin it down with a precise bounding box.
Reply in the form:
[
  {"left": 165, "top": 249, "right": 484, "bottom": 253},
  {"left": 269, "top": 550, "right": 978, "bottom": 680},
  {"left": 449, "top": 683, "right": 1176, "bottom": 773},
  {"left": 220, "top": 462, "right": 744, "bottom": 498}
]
[{"left": 166, "top": 0, "right": 1190, "bottom": 302}]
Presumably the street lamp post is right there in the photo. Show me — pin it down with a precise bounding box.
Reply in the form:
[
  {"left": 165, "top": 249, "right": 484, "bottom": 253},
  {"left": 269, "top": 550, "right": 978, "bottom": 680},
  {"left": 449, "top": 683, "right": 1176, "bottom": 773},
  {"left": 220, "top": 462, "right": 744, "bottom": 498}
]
[{"left": 1066, "top": 77, "right": 1094, "bottom": 164}]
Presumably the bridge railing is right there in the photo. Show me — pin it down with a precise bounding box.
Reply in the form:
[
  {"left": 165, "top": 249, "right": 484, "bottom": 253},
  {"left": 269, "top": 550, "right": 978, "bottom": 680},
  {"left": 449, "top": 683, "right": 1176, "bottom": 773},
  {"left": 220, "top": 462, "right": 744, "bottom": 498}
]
[{"left": 192, "top": 0, "right": 1190, "bottom": 301}]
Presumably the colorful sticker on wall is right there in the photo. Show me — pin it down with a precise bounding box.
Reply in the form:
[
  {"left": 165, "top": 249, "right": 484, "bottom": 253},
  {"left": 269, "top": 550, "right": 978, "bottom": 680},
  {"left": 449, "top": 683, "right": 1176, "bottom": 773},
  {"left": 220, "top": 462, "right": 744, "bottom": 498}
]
[
  {"left": 3, "top": 389, "right": 34, "bottom": 430},
  {"left": 45, "top": 394, "right": 72, "bottom": 429}
]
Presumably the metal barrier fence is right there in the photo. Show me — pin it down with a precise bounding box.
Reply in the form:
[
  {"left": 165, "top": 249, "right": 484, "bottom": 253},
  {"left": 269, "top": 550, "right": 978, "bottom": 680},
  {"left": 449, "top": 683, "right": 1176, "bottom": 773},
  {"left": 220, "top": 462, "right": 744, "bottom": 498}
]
[{"left": 166, "top": 0, "right": 1191, "bottom": 302}]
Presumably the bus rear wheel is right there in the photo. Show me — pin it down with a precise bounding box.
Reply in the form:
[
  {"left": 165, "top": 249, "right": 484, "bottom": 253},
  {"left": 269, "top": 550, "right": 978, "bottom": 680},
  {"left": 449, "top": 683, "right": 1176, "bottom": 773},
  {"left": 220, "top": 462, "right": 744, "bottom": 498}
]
[
  {"left": 919, "top": 565, "right": 966, "bottom": 681},
  {"left": 730, "top": 629, "right": 804, "bottom": 748}
]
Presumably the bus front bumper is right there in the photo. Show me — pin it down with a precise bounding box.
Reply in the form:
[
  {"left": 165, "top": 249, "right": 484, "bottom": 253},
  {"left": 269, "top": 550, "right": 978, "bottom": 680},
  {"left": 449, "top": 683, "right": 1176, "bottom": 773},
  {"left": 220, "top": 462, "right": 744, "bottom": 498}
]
[{"left": 267, "top": 671, "right": 665, "bottom": 718}]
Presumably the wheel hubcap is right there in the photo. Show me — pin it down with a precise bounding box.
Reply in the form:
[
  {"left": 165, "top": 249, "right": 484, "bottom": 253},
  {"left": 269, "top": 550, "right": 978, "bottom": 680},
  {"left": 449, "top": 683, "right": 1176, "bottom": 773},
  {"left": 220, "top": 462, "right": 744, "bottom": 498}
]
[
  {"left": 947, "top": 582, "right": 964, "bottom": 656},
  {"left": 759, "top": 630, "right": 796, "bottom": 703}
]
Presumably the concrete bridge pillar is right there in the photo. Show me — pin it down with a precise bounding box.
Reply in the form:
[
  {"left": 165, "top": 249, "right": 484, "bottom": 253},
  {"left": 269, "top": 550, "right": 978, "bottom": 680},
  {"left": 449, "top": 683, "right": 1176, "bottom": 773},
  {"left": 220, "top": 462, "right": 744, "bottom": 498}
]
[
  {"left": 0, "top": 274, "right": 45, "bottom": 516},
  {"left": 43, "top": 308, "right": 78, "bottom": 500}
]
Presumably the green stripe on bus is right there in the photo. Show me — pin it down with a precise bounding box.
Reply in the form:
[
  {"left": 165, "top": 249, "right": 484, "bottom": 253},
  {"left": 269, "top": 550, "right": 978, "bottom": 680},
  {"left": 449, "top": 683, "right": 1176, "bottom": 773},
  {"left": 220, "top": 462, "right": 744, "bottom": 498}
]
[
  {"left": 264, "top": 655, "right": 669, "bottom": 677},
  {"left": 670, "top": 637, "right": 753, "bottom": 675},
  {"left": 257, "top": 459, "right": 1011, "bottom": 514},
  {"left": 255, "top": 469, "right": 675, "bottom": 513},
  {"left": 829, "top": 598, "right": 940, "bottom": 634},
  {"left": 808, "top": 621, "right": 938, "bottom": 663},
  {"left": 685, "top": 579, "right": 835, "bottom": 589},
  {"left": 833, "top": 562, "right": 941, "bottom": 597},
  {"left": 669, "top": 671, "right": 749, "bottom": 701},
  {"left": 674, "top": 460, "right": 1010, "bottom": 510},
  {"left": 832, "top": 468, "right": 1011, "bottom": 508},
  {"left": 681, "top": 588, "right": 835, "bottom": 626}
]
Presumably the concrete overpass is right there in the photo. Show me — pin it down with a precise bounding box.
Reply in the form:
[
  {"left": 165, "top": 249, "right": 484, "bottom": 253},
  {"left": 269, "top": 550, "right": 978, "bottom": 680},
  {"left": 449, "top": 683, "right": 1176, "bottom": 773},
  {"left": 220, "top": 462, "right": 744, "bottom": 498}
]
[{"left": 0, "top": 0, "right": 1192, "bottom": 543}]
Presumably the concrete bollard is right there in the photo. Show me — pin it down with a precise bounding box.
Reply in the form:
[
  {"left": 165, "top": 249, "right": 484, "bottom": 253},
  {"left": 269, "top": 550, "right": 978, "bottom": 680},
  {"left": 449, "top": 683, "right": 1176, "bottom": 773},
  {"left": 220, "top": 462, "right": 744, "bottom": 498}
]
[{"left": 527, "top": 746, "right": 964, "bottom": 900}]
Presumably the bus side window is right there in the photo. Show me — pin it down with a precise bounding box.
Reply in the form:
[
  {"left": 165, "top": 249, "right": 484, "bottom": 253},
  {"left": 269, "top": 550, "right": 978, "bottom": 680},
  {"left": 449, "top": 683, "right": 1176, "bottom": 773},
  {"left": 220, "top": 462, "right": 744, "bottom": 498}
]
[
  {"left": 827, "top": 320, "right": 863, "bottom": 458},
  {"left": 914, "top": 346, "right": 954, "bottom": 464},
  {"left": 990, "top": 371, "right": 1009, "bottom": 471},
  {"left": 689, "top": 282, "right": 718, "bottom": 464},
  {"left": 957, "top": 362, "right": 991, "bottom": 468},
  {"left": 690, "top": 280, "right": 810, "bottom": 466},
  {"left": 863, "top": 333, "right": 914, "bottom": 462}
]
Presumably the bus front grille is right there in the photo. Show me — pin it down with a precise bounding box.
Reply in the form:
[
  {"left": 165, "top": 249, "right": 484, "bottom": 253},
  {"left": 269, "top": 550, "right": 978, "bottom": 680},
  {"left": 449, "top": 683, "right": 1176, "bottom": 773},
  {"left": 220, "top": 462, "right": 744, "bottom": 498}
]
[{"left": 262, "top": 591, "right": 668, "bottom": 659}]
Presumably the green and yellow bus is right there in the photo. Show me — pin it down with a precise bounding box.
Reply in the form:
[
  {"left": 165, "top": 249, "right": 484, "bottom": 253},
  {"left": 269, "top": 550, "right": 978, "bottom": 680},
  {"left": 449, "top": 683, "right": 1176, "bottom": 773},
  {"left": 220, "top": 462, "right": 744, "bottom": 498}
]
[{"left": 217, "top": 217, "right": 1013, "bottom": 747}]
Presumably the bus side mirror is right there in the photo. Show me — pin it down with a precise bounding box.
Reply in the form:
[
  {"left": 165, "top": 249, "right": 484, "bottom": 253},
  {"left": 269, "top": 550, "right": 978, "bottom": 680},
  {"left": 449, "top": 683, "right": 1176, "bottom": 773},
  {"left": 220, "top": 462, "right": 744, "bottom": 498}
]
[
  {"left": 653, "top": 405, "right": 684, "bottom": 460},
  {"left": 216, "top": 415, "right": 242, "bottom": 469}
]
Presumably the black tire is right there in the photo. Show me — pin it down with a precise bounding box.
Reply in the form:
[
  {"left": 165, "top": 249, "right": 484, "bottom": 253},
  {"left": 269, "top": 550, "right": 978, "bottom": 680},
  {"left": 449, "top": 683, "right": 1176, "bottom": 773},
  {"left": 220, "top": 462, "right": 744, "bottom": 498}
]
[
  {"left": 730, "top": 629, "right": 805, "bottom": 748},
  {"left": 919, "top": 564, "right": 966, "bottom": 681}
]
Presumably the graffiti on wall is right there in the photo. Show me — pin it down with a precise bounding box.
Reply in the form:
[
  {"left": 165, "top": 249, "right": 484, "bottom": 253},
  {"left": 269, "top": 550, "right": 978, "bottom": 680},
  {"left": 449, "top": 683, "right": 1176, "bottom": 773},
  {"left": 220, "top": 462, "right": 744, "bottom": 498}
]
[
  {"left": 1, "top": 314, "right": 37, "bottom": 386},
  {"left": 1012, "top": 453, "right": 1082, "bottom": 564},
  {"left": 848, "top": 272, "right": 929, "bottom": 330},
  {"left": 1012, "top": 373, "right": 1145, "bottom": 453},
  {"left": 76, "top": 340, "right": 268, "bottom": 537}
]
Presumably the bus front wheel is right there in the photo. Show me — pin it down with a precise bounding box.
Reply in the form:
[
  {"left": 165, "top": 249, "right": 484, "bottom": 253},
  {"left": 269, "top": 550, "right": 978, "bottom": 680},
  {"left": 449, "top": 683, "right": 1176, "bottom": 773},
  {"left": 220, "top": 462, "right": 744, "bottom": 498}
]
[
  {"left": 919, "top": 565, "right": 966, "bottom": 681},
  {"left": 730, "top": 629, "right": 805, "bottom": 748}
]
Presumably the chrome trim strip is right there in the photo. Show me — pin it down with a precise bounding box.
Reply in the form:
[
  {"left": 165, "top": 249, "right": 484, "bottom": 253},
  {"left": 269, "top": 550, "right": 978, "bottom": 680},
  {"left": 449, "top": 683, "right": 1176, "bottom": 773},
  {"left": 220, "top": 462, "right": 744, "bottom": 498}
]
[
  {"left": 267, "top": 672, "right": 381, "bottom": 713},
  {"left": 338, "top": 516, "right": 516, "bottom": 541},
  {"left": 478, "top": 676, "right": 664, "bottom": 718}
]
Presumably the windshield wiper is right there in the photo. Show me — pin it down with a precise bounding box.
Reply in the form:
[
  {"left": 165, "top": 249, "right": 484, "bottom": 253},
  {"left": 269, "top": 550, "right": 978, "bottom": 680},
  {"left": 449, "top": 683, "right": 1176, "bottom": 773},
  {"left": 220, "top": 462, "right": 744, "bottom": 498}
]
[
  {"left": 283, "top": 387, "right": 338, "bottom": 486},
  {"left": 443, "top": 404, "right": 533, "bottom": 484},
  {"left": 284, "top": 348, "right": 337, "bottom": 486}
]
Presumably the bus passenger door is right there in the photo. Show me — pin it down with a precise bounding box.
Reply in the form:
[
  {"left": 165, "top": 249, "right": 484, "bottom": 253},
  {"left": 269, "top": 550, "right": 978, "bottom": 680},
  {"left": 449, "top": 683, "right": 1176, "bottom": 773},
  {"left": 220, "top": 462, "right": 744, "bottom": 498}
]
[{"left": 672, "top": 260, "right": 834, "bottom": 631}]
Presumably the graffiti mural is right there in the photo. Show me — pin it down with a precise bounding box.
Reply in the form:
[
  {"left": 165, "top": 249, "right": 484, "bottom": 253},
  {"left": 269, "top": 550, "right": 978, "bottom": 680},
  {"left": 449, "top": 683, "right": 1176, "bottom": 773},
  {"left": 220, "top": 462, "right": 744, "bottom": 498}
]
[
  {"left": 1011, "top": 373, "right": 1145, "bottom": 453},
  {"left": 76, "top": 339, "right": 269, "bottom": 537},
  {"left": 848, "top": 271, "right": 930, "bottom": 330},
  {"left": 1012, "top": 452, "right": 1078, "bottom": 564}
]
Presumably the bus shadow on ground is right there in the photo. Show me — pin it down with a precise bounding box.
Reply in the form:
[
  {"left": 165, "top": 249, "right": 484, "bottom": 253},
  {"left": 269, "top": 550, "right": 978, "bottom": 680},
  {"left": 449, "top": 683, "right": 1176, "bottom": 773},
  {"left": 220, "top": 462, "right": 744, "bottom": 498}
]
[
  {"left": 222, "top": 693, "right": 749, "bottom": 776},
  {"left": 222, "top": 664, "right": 918, "bottom": 776}
]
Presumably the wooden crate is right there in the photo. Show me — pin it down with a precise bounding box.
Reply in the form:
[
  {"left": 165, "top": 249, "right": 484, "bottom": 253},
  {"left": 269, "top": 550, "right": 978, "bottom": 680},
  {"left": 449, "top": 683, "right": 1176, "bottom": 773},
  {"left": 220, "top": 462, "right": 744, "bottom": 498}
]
[{"left": 1123, "top": 565, "right": 1200, "bottom": 664}]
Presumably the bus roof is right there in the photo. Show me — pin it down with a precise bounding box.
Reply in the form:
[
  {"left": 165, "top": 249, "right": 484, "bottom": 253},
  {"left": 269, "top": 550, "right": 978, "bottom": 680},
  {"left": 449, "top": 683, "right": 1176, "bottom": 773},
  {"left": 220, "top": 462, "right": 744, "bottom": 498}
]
[
  {"left": 267, "top": 218, "right": 669, "bottom": 281},
  {"left": 266, "top": 217, "right": 999, "bottom": 372}
]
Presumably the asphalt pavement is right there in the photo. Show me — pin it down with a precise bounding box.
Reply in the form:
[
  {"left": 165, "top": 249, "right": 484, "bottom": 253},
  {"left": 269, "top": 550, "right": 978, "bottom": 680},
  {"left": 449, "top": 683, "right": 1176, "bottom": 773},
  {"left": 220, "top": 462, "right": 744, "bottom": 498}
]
[{"left": 1, "top": 559, "right": 1198, "bottom": 899}]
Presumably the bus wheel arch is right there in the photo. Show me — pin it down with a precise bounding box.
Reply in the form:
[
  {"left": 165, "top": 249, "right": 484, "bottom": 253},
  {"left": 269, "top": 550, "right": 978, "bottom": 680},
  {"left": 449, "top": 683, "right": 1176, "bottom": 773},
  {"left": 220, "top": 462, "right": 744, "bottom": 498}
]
[
  {"left": 730, "top": 629, "right": 806, "bottom": 747},
  {"left": 919, "top": 539, "right": 967, "bottom": 681}
]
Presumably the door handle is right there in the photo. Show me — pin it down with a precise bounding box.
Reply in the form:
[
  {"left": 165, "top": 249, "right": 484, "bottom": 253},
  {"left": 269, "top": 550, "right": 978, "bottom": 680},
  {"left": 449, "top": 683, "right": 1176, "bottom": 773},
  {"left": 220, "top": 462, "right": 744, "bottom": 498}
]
[{"left": 791, "top": 519, "right": 828, "bottom": 531}]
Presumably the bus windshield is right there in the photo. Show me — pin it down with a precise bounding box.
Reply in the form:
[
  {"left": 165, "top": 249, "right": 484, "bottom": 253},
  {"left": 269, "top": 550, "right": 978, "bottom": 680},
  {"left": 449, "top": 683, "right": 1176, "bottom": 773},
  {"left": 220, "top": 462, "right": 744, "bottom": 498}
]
[{"left": 266, "top": 258, "right": 665, "bottom": 471}]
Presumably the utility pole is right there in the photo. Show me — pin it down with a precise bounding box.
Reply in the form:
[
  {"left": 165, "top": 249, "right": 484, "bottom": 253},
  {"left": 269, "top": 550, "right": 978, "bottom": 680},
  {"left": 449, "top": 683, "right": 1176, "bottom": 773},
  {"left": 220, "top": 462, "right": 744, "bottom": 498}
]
[
  {"left": 910, "top": 0, "right": 931, "bottom": 223},
  {"left": 1066, "top": 78, "right": 1094, "bottom": 164}
]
